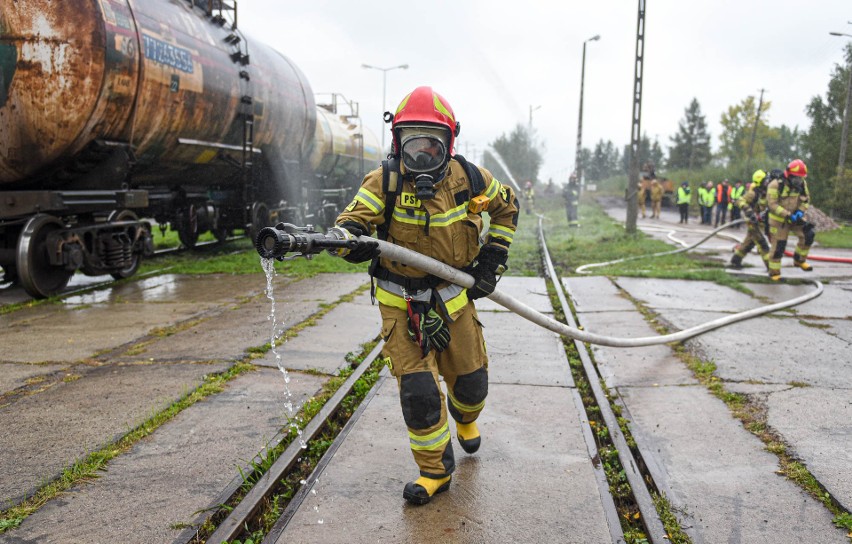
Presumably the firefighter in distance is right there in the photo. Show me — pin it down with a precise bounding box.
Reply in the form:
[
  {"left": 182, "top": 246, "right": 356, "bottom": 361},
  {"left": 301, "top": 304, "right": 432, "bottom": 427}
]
[{"left": 766, "top": 159, "right": 815, "bottom": 281}]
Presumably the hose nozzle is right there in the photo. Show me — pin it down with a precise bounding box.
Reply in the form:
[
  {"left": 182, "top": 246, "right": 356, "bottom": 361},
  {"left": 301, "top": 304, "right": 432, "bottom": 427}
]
[{"left": 255, "top": 223, "right": 359, "bottom": 260}]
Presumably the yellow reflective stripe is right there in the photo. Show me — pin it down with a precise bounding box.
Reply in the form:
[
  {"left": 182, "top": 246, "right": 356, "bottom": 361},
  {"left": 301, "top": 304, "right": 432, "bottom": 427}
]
[
  {"left": 443, "top": 288, "right": 468, "bottom": 315},
  {"left": 488, "top": 224, "right": 515, "bottom": 243},
  {"left": 354, "top": 188, "right": 384, "bottom": 214},
  {"left": 392, "top": 209, "right": 425, "bottom": 226},
  {"left": 409, "top": 422, "right": 450, "bottom": 451},
  {"left": 396, "top": 93, "right": 411, "bottom": 114},
  {"left": 375, "top": 286, "right": 407, "bottom": 310},
  {"left": 391, "top": 204, "right": 469, "bottom": 227},
  {"left": 484, "top": 178, "right": 500, "bottom": 200},
  {"left": 433, "top": 95, "right": 455, "bottom": 124},
  {"left": 447, "top": 390, "right": 485, "bottom": 413},
  {"left": 429, "top": 204, "right": 468, "bottom": 225}
]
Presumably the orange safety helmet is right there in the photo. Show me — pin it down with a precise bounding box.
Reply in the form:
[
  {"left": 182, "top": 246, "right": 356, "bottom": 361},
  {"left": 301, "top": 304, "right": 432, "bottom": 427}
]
[
  {"left": 391, "top": 86, "right": 460, "bottom": 156},
  {"left": 785, "top": 159, "right": 808, "bottom": 178}
]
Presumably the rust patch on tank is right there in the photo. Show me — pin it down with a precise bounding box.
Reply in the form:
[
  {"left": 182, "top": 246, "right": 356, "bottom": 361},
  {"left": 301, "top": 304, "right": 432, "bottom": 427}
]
[{"left": 1, "top": 0, "right": 107, "bottom": 184}]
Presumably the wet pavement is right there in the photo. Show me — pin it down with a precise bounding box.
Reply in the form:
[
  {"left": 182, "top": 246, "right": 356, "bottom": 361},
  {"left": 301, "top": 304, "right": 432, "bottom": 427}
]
[
  {"left": 274, "top": 277, "right": 617, "bottom": 544},
  {"left": 1, "top": 202, "right": 850, "bottom": 542},
  {"left": 557, "top": 202, "right": 852, "bottom": 541},
  {"left": 0, "top": 271, "right": 373, "bottom": 543}
]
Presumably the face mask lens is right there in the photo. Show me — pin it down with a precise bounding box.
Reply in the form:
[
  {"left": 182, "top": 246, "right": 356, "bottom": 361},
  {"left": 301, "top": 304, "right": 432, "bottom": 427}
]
[{"left": 401, "top": 136, "right": 446, "bottom": 173}]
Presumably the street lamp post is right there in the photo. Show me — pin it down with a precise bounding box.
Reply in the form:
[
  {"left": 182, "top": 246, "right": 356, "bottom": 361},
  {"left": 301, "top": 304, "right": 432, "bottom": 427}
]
[
  {"left": 361, "top": 63, "right": 409, "bottom": 153},
  {"left": 528, "top": 104, "right": 541, "bottom": 136},
  {"left": 575, "top": 34, "right": 600, "bottom": 190},
  {"left": 829, "top": 32, "right": 852, "bottom": 216}
]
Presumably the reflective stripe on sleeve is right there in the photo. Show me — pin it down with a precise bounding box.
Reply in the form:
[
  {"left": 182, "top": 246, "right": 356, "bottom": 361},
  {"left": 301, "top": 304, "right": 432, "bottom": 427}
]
[
  {"left": 488, "top": 223, "right": 515, "bottom": 243},
  {"left": 354, "top": 187, "right": 384, "bottom": 214},
  {"left": 484, "top": 178, "right": 500, "bottom": 200}
]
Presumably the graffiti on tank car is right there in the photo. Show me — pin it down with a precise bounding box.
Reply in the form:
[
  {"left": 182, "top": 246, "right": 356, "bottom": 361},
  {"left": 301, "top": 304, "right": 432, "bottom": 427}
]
[{"left": 141, "top": 34, "right": 193, "bottom": 73}]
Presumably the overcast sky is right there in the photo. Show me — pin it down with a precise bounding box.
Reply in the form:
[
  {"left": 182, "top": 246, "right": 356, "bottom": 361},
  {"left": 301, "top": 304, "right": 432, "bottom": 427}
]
[{"left": 238, "top": 1, "right": 851, "bottom": 184}]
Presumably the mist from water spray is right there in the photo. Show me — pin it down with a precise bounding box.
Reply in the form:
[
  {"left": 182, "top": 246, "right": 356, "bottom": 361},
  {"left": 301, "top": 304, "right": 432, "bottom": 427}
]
[{"left": 486, "top": 147, "right": 522, "bottom": 193}]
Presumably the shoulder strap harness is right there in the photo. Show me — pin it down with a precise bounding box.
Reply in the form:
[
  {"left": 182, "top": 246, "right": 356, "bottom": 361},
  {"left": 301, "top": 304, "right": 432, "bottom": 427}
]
[{"left": 368, "top": 155, "right": 488, "bottom": 312}]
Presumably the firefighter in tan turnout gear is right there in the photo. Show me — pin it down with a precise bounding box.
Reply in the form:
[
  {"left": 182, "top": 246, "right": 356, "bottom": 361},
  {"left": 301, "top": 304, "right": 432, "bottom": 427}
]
[
  {"left": 730, "top": 169, "right": 773, "bottom": 270},
  {"left": 766, "top": 159, "right": 815, "bottom": 281},
  {"left": 334, "top": 86, "right": 519, "bottom": 505}
]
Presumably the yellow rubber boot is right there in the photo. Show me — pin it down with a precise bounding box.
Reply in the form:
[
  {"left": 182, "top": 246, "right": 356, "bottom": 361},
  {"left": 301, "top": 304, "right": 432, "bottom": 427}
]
[
  {"left": 795, "top": 260, "right": 813, "bottom": 271},
  {"left": 769, "top": 273, "right": 782, "bottom": 282},
  {"left": 403, "top": 475, "right": 451, "bottom": 505},
  {"left": 457, "top": 421, "right": 481, "bottom": 454}
]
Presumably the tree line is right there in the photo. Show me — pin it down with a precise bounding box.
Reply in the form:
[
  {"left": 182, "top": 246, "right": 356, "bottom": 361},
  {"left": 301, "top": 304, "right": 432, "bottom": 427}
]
[
  {"left": 484, "top": 43, "right": 851, "bottom": 219},
  {"left": 581, "top": 43, "right": 851, "bottom": 217}
]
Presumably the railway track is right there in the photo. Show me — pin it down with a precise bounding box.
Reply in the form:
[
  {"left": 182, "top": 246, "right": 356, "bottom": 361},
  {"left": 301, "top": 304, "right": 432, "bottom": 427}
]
[
  {"left": 2, "top": 211, "right": 848, "bottom": 542},
  {"left": 173, "top": 220, "right": 673, "bottom": 543}
]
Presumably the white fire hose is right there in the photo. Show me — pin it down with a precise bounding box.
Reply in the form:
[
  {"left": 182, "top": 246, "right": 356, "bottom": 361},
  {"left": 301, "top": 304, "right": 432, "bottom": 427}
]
[{"left": 362, "top": 228, "right": 823, "bottom": 348}]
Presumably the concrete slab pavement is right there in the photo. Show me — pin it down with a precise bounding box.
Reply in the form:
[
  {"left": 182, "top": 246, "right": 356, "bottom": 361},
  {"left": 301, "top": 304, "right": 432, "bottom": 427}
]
[
  {"left": 276, "top": 379, "right": 612, "bottom": 544},
  {"left": 620, "top": 385, "right": 846, "bottom": 543},
  {"left": 0, "top": 361, "right": 230, "bottom": 505},
  {"left": 474, "top": 275, "right": 554, "bottom": 313},
  {"left": 566, "top": 275, "right": 850, "bottom": 541},
  {"left": 274, "top": 277, "right": 615, "bottom": 543},
  {"left": 652, "top": 308, "right": 851, "bottom": 387},
  {"left": 1, "top": 369, "right": 325, "bottom": 544},
  {"left": 261, "top": 288, "right": 380, "bottom": 374},
  {"left": 767, "top": 387, "right": 852, "bottom": 510}
]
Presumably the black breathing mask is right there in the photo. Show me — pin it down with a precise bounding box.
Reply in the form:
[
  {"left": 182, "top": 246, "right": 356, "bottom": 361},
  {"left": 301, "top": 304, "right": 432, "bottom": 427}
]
[
  {"left": 788, "top": 176, "right": 804, "bottom": 191},
  {"left": 414, "top": 174, "right": 439, "bottom": 200}
]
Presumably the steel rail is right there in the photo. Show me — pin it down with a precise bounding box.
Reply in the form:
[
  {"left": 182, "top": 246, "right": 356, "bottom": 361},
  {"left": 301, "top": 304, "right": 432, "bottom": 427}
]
[
  {"left": 199, "top": 340, "right": 385, "bottom": 544},
  {"left": 261, "top": 367, "right": 391, "bottom": 543},
  {"left": 538, "top": 215, "right": 669, "bottom": 542}
]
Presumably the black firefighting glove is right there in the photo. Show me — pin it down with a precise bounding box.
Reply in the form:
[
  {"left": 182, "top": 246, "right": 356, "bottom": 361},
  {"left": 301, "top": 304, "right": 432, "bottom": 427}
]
[
  {"left": 338, "top": 221, "right": 380, "bottom": 263},
  {"left": 406, "top": 300, "right": 451, "bottom": 356},
  {"left": 744, "top": 209, "right": 757, "bottom": 224},
  {"left": 463, "top": 245, "right": 508, "bottom": 300}
]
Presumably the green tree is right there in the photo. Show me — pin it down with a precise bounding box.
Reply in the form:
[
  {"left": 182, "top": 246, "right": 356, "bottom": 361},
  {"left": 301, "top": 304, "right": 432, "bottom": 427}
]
[
  {"left": 763, "top": 124, "right": 803, "bottom": 166},
  {"left": 622, "top": 134, "right": 664, "bottom": 174},
  {"left": 668, "top": 98, "right": 712, "bottom": 170},
  {"left": 719, "top": 95, "right": 773, "bottom": 165},
  {"left": 483, "top": 124, "right": 543, "bottom": 185},
  {"left": 586, "top": 139, "right": 621, "bottom": 181},
  {"left": 802, "top": 43, "right": 852, "bottom": 213}
]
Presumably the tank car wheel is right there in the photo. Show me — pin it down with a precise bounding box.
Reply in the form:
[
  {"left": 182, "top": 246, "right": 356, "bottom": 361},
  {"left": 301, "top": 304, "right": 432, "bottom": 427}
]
[
  {"left": 213, "top": 225, "right": 231, "bottom": 244},
  {"left": 177, "top": 204, "right": 200, "bottom": 249},
  {"left": 109, "top": 210, "right": 143, "bottom": 280},
  {"left": 16, "top": 214, "right": 73, "bottom": 299},
  {"left": 249, "top": 202, "right": 269, "bottom": 243}
]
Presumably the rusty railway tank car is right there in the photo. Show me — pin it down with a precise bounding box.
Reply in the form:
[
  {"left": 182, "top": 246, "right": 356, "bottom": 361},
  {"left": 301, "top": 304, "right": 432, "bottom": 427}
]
[{"left": 0, "top": 0, "right": 379, "bottom": 298}]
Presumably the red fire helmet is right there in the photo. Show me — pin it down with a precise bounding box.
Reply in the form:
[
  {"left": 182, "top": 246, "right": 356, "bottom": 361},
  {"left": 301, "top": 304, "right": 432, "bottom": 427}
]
[
  {"left": 391, "top": 86, "right": 460, "bottom": 156},
  {"left": 785, "top": 159, "right": 808, "bottom": 178}
]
